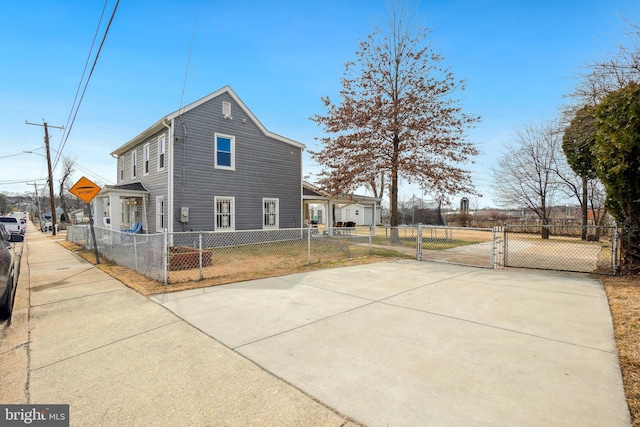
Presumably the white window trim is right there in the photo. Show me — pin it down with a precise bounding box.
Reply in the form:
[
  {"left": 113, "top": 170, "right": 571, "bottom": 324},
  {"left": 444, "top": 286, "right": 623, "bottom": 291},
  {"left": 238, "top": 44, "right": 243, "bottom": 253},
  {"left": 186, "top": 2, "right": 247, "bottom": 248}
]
[
  {"left": 214, "top": 196, "right": 235, "bottom": 231},
  {"left": 214, "top": 133, "right": 235, "bottom": 171},
  {"left": 157, "top": 135, "right": 166, "bottom": 171},
  {"left": 132, "top": 150, "right": 137, "bottom": 178},
  {"left": 263, "top": 198, "right": 279, "bottom": 229},
  {"left": 119, "top": 157, "right": 124, "bottom": 181},
  {"left": 143, "top": 143, "right": 150, "bottom": 176},
  {"left": 155, "top": 196, "right": 165, "bottom": 232}
]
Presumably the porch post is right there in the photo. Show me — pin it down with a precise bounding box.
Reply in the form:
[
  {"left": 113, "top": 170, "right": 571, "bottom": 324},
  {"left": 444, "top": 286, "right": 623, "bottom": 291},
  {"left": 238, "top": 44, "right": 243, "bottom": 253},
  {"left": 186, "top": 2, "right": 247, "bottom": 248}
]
[
  {"left": 142, "top": 194, "right": 149, "bottom": 234},
  {"left": 109, "top": 194, "right": 121, "bottom": 231}
]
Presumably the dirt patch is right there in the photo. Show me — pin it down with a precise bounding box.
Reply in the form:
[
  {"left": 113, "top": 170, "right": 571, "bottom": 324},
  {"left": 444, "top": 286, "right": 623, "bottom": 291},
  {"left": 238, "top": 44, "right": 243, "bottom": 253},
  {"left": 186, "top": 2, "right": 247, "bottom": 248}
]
[
  {"left": 57, "top": 240, "right": 395, "bottom": 296},
  {"left": 601, "top": 274, "right": 640, "bottom": 426}
]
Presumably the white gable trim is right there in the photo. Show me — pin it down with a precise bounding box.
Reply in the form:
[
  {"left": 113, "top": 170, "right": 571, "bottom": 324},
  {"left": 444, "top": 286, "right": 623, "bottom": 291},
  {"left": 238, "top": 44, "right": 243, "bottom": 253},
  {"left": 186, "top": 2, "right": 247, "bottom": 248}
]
[
  {"left": 111, "top": 86, "right": 304, "bottom": 157},
  {"left": 166, "top": 86, "right": 304, "bottom": 149}
]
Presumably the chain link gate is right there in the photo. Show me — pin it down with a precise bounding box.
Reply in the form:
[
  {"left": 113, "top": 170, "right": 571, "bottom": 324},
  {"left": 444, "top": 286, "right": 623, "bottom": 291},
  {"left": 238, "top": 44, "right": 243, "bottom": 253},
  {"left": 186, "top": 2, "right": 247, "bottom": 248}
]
[
  {"left": 411, "top": 224, "right": 619, "bottom": 274},
  {"left": 503, "top": 225, "right": 619, "bottom": 274},
  {"left": 414, "top": 225, "right": 498, "bottom": 269}
]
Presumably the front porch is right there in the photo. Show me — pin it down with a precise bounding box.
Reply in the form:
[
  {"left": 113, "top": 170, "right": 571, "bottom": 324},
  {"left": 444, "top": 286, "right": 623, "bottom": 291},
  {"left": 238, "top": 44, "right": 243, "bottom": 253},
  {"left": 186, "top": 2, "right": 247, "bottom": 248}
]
[{"left": 93, "top": 182, "right": 150, "bottom": 233}]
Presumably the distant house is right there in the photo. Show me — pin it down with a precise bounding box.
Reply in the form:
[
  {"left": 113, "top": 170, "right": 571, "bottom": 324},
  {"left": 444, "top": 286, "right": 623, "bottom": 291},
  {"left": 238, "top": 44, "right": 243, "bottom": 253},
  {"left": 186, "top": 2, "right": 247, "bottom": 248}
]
[
  {"left": 334, "top": 203, "right": 378, "bottom": 226},
  {"left": 94, "top": 86, "right": 305, "bottom": 233},
  {"left": 303, "top": 182, "right": 381, "bottom": 227}
]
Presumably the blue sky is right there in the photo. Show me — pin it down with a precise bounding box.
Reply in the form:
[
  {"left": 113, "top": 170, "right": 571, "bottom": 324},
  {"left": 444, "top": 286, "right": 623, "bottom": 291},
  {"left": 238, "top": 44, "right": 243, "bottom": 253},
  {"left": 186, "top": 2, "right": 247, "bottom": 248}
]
[{"left": 1, "top": 0, "right": 639, "bottom": 208}]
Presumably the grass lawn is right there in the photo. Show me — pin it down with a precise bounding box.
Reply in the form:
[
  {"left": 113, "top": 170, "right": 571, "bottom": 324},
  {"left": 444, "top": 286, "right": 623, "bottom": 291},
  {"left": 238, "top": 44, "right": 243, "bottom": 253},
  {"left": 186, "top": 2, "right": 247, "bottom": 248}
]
[{"left": 602, "top": 274, "right": 640, "bottom": 426}]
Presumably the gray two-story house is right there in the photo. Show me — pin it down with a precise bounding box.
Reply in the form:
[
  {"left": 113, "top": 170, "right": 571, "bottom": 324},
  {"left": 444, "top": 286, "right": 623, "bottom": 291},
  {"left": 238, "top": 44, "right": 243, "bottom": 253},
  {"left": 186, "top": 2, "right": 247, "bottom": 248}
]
[{"left": 95, "top": 86, "right": 305, "bottom": 234}]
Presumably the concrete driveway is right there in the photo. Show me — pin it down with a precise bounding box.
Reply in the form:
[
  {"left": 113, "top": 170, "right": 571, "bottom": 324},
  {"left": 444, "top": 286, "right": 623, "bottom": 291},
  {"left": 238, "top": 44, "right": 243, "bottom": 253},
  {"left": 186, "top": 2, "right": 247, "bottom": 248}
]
[{"left": 151, "top": 260, "right": 630, "bottom": 426}]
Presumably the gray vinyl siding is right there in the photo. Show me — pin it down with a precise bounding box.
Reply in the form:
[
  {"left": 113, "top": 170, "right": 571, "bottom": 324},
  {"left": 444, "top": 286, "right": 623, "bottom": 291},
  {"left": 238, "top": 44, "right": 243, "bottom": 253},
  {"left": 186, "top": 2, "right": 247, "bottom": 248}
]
[
  {"left": 118, "top": 130, "right": 169, "bottom": 233},
  {"left": 171, "top": 92, "right": 302, "bottom": 231}
]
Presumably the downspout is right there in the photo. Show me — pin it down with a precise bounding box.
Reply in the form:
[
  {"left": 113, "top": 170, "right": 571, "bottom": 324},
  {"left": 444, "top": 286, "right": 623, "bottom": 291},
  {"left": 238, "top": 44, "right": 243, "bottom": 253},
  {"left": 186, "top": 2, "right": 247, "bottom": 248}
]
[
  {"left": 300, "top": 148, "right": 304, "bottom": 229},
  {"left": 162, "top": 118, "right": 173, "bottom": 234}
]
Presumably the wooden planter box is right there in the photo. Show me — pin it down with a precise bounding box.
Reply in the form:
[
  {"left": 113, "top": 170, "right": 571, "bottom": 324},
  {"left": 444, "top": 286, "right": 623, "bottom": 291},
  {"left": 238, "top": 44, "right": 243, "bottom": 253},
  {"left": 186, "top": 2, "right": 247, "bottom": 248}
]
[{"left": 169, "top": 246, "right": 212, "bottom": 271}]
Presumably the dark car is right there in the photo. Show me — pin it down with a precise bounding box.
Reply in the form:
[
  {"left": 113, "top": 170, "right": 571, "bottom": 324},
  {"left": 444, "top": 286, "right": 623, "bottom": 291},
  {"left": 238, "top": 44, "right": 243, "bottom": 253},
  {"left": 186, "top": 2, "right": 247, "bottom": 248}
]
[{"left": 0, "top": 223, "right": 17, "bottom": 319}]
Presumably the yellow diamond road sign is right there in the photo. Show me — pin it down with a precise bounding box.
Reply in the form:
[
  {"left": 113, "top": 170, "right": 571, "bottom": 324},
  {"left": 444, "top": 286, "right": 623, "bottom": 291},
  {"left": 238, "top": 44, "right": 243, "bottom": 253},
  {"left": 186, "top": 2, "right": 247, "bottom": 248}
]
[{"left": 70, "top": 176, "right": 101, "bottom": 204}]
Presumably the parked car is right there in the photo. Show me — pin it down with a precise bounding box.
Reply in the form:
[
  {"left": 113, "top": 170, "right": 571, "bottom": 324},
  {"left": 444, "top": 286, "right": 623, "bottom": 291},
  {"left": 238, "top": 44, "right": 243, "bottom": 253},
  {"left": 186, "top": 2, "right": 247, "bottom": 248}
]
[
  {"left": 0, "top": 223, "right": 17, "bottom": 319},
  {"left": 41, "top": 214, "right": 53, "bottom": 232},
  {"left": 0, "top": 217, "right": 23, "bottom": 242}
]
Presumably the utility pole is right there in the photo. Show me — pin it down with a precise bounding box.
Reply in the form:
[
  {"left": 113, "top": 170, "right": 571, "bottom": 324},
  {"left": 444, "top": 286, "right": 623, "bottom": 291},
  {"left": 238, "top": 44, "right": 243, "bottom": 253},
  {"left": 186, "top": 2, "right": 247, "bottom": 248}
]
[
  {"left": 26, "top": 182, "right": 41, "bottom": 223},
  {"left": 26, "top": 120, "right": 64, "bottom": 236}
]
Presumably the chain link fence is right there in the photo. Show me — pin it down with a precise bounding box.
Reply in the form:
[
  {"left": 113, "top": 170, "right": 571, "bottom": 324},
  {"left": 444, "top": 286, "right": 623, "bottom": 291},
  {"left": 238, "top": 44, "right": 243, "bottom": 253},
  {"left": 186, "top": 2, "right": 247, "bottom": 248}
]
[
  {"left": 66, "top": 225, "right": 408, "bottom": 285},
  {"left": 66, "top": 222, "right": 621, "bottom": 286},
  {"left": 369, "top": 225, "right": 497, "bottom": 268},
  {"left": 66, "top": 225, "right": 165, "bottom": 281}
]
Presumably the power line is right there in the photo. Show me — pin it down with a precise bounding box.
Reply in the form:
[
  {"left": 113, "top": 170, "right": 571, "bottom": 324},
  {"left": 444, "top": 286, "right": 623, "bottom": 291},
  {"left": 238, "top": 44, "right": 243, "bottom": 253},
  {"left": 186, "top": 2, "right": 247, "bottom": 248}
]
[
  {"left": 177, "top": 1, "right": 201, "bottom": 116},
  {"left": 55, "top": 0, "right": 110, "bottom": 164},
  {"left": 73, "top": 162, "right": 113, "bottom": 186},
  {"left": 52, "top": 0, "right": 121, "bottom": 171},
  {"left": 0, "top": 177, "right": 48, "bottom": 185},
  {"left": 0, "top": 147, "right": 44, "bottom": 159}
]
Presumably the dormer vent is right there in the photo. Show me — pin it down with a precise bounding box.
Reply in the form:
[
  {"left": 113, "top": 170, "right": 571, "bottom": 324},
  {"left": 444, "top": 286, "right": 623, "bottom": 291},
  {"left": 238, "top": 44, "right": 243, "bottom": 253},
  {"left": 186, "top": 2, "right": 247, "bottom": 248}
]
[{"left": 222, "top": 101, "right": 232, "bottom": 120}]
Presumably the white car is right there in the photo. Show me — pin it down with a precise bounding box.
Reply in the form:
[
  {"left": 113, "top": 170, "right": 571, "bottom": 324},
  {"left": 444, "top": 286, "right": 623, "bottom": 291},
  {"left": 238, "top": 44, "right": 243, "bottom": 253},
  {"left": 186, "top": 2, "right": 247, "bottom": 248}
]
[
  {"left": 41, "top": 220, "right": 53, "bottom": 232},
  {"left": 0, "top": 217, "right": 23, "bottom": 241}
]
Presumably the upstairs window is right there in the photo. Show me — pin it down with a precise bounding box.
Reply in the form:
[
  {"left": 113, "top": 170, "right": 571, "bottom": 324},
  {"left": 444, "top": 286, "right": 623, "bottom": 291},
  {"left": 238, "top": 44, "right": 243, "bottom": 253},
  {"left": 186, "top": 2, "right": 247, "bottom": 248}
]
[
  {"left": 143, "top": 143, "right": 150, "bottom": 175},
  {"left": 119, "top": 157, "right": 124, "bottom": 181},
  {"left": 215, "top": 133, "right": 235, "bottom": 170},
  {"left": 157, "top": 135, "right": 165, "bottom": 171},
  {"left": 215, "top": 197, "right": 235, "bottom": 230},
  {"left": 132, "top": 150, "right": 137, "bottom": 178}
]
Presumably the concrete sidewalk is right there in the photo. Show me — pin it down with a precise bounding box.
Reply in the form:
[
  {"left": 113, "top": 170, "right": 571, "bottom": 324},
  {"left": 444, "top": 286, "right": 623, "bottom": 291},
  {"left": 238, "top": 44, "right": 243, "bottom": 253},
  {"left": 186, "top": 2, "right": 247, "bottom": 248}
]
[
  {"left": 0, "top": 223, "right": 632, "bottom": 426},
  {"left": 0, "top": 224, "right": 353, "bottom": 426}
]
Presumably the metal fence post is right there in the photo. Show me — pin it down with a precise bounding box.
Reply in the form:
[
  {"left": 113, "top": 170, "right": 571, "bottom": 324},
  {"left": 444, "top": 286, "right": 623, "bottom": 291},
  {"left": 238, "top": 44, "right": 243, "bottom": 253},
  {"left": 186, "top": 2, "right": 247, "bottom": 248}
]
[
  {"left": 133, "top": 234, "right": 138, "bottom": 272},
  {"left": 612, "top": 223, "right": 619, "bottom": 274},
  {"left": 198, "top": 232, "right": 203, "bottom": 281},
  {"left": 163, "top": 229, "right": 168, "bottom": 285},
  {"left": 307, "top": 224, "right": 312, "bottom": 264},
  {"left": 416, "top": 224, "right": 423, "bottom": 261}
]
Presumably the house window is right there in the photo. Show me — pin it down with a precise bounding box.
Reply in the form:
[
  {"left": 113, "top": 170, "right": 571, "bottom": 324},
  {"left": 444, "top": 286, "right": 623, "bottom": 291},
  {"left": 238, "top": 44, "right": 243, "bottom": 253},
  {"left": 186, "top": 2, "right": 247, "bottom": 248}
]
[
  {"left": 121, "top": 199, "right": 127, "bottom": 225},
  {"left": 119, "top": 157, "right": 124, "bottom": 181},
  {"left": 157, "top": 135, "right": 165, "bottom": 171},
  {"left": 263, "top": 198, "right": 279, "bottom": 229},
  {"left": 214, "top": 197, "right": 235, "bottom": 230},
  {"left": 143, "top": 143, "right": 150, "bottom": 175},
  {"left": 214, "top": 133, "right": 235, "bottom": 170},
  {"left": 155, "top": 196, "right": 164, "bottom": 232},
  {"left": 222, "top": 101, "right": 231, "bottom": 118},
  {"left": 132, "top": 150, "right": 137, "bottom": 178}
]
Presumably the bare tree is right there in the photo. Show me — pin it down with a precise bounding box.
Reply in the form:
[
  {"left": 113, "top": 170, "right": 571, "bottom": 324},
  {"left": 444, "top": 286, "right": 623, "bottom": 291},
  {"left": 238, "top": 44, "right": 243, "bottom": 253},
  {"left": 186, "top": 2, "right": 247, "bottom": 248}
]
[
  {"left": 58, "top": 156, "right": 76, "bottom": 224},
  {"left": 311, "top": 2, "right": 479, "bottom": 234},
  {"left": 366, "top": 171, "right": 387, "bottom": 201},
  {"left": 569, "top": 22, "right": 640, "bottom": 107},
  {"left": 492, "top": 122, "right": 565, "bottom": 238},
  {"left": 586, "top": 178, "right": 607, "bottom": 236}
]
